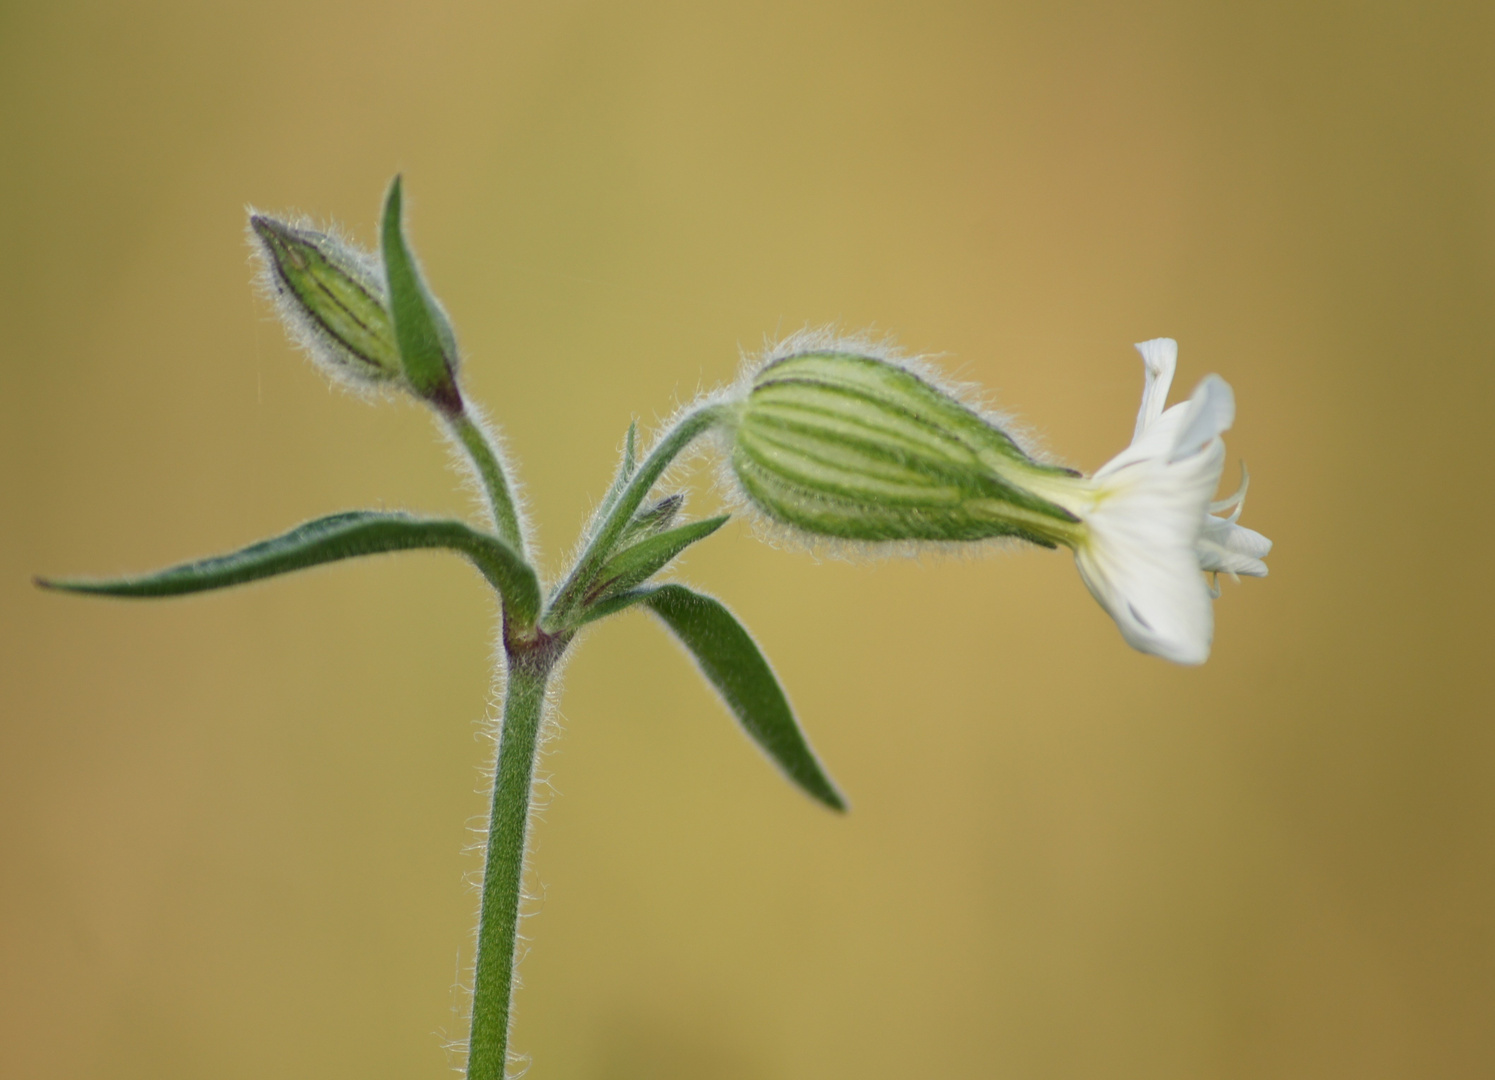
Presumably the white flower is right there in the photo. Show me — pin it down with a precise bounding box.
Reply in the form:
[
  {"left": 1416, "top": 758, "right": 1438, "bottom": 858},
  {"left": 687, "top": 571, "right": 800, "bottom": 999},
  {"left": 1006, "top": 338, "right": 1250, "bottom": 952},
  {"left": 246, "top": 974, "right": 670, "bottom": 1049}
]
[{"left": 1029, "top": 339, "right": 1271, "bottom": 664}]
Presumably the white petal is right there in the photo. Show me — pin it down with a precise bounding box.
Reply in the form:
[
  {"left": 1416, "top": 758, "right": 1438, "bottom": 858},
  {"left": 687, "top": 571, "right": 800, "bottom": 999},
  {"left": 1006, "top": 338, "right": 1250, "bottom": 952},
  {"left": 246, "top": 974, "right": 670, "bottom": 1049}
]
[
  {"left": 1075, "top": 434, "right": 1226, "bottom": 665},
  {"left": 1209, "top": 462, "right": 1251, "bottom": 517},
  {"left": 1204, "top": 517, "right": 1273, "bottom": 559},
  {"left": 1132, "top": 338, "right": 1178, "bottom": 443},
  {"left": 1197, "top": 516, "right": 1271, "bottom": 577},
  {"left": 1096, "top": 375, "right": 1234, "bottom": 480},
  {"left": 1169, "top": 374, "right": 1235, "bottom": 462},
  {"left": 1197, "top": 543, "right": 1268, "bottom": 577}
]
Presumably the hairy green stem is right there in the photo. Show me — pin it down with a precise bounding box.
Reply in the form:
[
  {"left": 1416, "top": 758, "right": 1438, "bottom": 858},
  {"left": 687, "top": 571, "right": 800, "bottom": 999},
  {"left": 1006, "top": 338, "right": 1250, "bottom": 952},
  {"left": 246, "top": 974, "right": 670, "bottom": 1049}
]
[
  {"left": 467, "top": 644, "right": 560, "bottom": 1079},
  {"left": 463, "top": 404, "right": 722, "bottom": 1074},
  {"left": 448, "top": 409, "right": 526, "bottom": 559}
]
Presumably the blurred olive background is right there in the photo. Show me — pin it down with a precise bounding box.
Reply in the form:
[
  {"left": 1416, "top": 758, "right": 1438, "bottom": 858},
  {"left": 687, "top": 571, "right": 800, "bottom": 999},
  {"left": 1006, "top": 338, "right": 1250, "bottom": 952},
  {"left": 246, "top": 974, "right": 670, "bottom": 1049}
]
[{"left": 3, "top": 2, "right": 1493, "bottom": 1077}]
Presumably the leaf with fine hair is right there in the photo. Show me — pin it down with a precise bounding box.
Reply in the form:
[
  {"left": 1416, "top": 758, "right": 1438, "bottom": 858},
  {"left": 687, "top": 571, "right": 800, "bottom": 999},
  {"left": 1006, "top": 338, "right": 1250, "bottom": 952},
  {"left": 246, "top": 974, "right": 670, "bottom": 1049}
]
[
  {"left": 381, "top": 176, "right": 460, "bottom": 410},
  {"left": 590, "top": 421, "right": 639, "bottom": 537},
  {"left": 569, "top": 588, "right": 655, "bottom": 628},
  {"left": 38, "top": 511, "right": 541, "bottom": 628},
  {"left": 587, "top": 515, "right": 729, "bottom": 605},
  {"left": 640, "top": 583, "right": 846, "bottom": 811},
  {"left": 546, "top": 405, "right": 723, "bottom": 628}
]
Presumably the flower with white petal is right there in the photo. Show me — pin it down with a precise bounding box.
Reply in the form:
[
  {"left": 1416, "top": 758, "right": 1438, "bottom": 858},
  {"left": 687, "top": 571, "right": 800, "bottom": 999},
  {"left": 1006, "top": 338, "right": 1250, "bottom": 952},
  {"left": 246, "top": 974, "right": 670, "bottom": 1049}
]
[
  {"left": 1023, "top": 338, "right": 1271, "bottom": 664},
  {"left": 723, "top": 334, "right": 1270, "bottom": 664}
]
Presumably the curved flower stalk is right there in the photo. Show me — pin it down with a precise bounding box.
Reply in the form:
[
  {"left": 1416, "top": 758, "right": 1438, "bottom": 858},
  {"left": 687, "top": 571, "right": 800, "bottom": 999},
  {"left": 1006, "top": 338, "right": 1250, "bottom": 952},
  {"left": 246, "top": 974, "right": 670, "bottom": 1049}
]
[{"left": 719, "top": 336, "right": 1271, "bottom": 664}]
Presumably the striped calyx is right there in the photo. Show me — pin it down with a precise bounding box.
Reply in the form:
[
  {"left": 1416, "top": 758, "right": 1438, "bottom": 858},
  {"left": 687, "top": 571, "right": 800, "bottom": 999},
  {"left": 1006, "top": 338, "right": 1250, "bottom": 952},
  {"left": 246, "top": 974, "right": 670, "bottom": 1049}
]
[
  {"left": 728, "top": 351, "right": 1083, "bottom": 547},
  {"left": 250, "top": 216, "right": 401, "bottom": 386}
]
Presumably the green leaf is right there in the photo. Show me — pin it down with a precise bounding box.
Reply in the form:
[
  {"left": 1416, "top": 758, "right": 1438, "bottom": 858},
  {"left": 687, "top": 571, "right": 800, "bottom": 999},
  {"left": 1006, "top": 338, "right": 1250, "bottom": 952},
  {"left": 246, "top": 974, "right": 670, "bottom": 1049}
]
[
  {"left": 641, "top": 583, "right": 846, "bottom": 811},
  {"left": 588, "top": 515, "right": 728, "bottom": 604},
  {"left": 381, "top": 176, "right": 461, "bottom": 411},
  {"left": 546, "top": 404, "right": 723, "bottom": 629},
  {"left": 590, "top": 421, "right": 639, "bottom": 536},
  {"left": 569, "top": 587, "right": 654, "bottom": 628},
  {"left": 38, "top": 511, "right": 541, "bottom": 628}
]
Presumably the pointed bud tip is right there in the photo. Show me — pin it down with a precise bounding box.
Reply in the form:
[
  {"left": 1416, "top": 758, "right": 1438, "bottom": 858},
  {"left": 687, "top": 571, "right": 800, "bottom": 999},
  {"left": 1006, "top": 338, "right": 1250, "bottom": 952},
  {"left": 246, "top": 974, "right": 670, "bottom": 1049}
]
[
  {"left": 383, "top": 174, "right": 405, "bottom": 213},
  {"left": 247, "top": 213, "right": 301, "bottom": 251}
]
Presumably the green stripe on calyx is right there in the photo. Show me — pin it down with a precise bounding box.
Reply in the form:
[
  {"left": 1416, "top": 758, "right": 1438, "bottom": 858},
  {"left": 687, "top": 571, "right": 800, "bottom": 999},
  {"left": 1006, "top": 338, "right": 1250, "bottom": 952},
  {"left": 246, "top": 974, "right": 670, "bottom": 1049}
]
[
  {"left": 758, "top": 353, "right": 1029, "bottom": 460},
  {"left": 250, "top": 216, "right": 400, "bottom": 383},
  {"left": 749, "top": 389, "right": 982, "bottom": 467},
  {"left": 732, "top": 350, "right": 1084, "bottom": 547},
  {"left": 734, "top": 455, "right": 1075, "bottom": 547},
  {"left": 735, "top": 426, "right": 966, "bottom": 504}
]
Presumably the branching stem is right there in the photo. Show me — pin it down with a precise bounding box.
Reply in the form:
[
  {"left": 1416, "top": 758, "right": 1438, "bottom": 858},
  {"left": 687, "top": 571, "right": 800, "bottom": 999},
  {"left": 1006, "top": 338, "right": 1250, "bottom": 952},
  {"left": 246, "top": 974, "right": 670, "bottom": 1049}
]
[{"left": 457, "top": 401, "right": 726, "bottom": 1075}]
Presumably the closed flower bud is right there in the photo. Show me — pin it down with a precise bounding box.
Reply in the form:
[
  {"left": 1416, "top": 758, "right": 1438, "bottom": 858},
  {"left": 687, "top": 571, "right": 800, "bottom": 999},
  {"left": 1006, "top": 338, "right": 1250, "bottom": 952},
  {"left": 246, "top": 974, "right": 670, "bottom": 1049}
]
[
  {"left": 249, "top": 214, "right": 401, "bottom": 388},
  {"left": 724, "top": 347, "right": 1083, "bottom": 548},
  {"left": 623, "top": 493, "right": 685, "bottom": 542}
]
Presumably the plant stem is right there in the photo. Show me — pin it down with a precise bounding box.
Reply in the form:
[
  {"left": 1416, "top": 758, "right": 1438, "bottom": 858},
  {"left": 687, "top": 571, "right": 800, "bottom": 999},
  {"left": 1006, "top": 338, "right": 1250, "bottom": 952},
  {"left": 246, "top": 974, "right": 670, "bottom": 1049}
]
[
  {"left": 447, "top": 408, "right": 526, "bottom": 558},
  {"left": 466, "top": 642, "right": 559, "bottom": 1080}
]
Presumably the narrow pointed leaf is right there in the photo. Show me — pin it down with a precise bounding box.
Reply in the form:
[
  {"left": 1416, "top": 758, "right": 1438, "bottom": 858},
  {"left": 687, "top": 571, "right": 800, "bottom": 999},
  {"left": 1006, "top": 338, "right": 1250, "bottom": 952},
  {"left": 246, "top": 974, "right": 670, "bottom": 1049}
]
[
  {"left": 569, "top": 587, "right": 655, "bottom": 628},
  {"left": 547, "top": 404, "right": 723, "bottom": 627},
  {"left": 381, "top": 176, "right": 460, "bottom": 410},
  {"left": 641, "top": 583, "right": 846, "bottom": 810},
  {"left": 589, "top": 515, "right": 728, "bottom": 603},
  {"left": 591, "top": 421, "right": 639, "bottom": 536},
  {"left": 39, "top": 511, "right": 540, "bottom": 627}
]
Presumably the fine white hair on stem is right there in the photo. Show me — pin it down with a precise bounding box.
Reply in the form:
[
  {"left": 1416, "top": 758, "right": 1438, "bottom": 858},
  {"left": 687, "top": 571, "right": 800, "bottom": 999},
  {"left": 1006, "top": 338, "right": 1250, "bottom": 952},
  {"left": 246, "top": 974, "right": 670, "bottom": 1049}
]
[
  {"left": 438, "top": 399, "right": 537, "bottom": 571},
  {"left": 451, "top": 618, "right": 570, "bottom": 1078}
]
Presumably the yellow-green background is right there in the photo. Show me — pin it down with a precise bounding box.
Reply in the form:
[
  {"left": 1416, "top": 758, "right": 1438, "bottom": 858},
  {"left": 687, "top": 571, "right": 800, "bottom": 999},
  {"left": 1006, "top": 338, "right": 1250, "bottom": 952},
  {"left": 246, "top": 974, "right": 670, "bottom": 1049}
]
[{"left": 3, "top": 3, "right": 1492, "bottom": 1077}]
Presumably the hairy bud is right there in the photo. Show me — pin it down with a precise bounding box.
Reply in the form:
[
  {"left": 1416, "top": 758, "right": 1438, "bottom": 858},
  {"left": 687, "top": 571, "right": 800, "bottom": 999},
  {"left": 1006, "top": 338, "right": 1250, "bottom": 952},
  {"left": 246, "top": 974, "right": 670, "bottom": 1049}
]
[
  {"left": 624, "top": 494, "right": 685, "bottom": 540},
  {"left": 724, "top": 349, "right": 1082, "bottom": 547},
  {"left": 249, "top": 215, "right": 401, "bottom": 387}
]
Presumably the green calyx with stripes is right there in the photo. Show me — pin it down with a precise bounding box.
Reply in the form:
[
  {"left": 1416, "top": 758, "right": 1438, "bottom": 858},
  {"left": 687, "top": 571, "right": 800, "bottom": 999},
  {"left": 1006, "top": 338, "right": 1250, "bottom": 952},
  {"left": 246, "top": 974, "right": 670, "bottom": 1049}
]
[
  {"left": 250, "top": 215, "right": 401, "bottom": 385},
  {"left": 728, "top": 351, "right": 1084, "bottom": 548}
]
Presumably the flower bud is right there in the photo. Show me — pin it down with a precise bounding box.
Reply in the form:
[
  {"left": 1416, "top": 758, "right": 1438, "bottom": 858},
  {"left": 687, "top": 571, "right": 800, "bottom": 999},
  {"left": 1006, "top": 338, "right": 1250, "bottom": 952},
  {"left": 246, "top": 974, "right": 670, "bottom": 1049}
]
[
  {"left": 622, "top": 493, "right": 685, "bottom": 542},
  {"left": 249, "top": 214, "right": 401, "bottom": 387},
  {"left": 725, "top": 349, "right": 1082, "bottom": 547}
]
